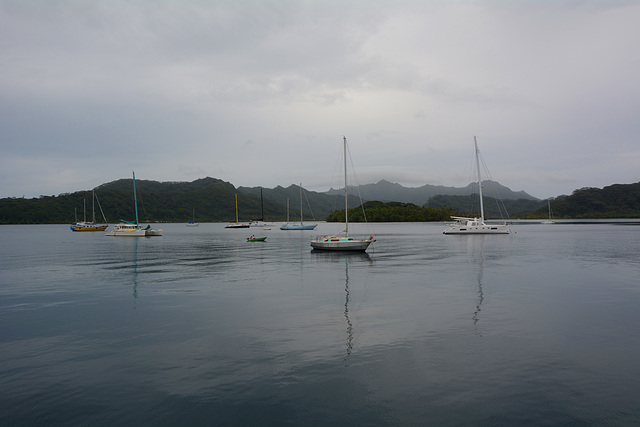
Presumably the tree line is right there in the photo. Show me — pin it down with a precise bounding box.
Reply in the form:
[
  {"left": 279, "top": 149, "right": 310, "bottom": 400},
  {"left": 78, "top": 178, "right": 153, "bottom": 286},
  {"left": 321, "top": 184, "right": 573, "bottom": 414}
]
[
  {"left": 1, "top": 179, "right": 638, "bottom": 224},
  {"left": 326, "top": 201, "right": 460, "bottom": 222}
]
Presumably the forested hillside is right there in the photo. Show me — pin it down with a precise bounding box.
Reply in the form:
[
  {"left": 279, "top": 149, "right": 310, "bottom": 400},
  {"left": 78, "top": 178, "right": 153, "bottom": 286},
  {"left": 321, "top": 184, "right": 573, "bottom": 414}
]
[
  {"left": 0, "top": 178, "right": 351, "bottom": 224},
  {"left": 326, "top": 201, "right": 460, "bottom": 222},
  {"left": 427, "top": 195, "right": 544, "bottom": 219},
  {"left": 524, "top": 183, "right": 640, "bottom": 219},
  {"left": 0, "top": 178, "right": 281, "bottom": 224},
  {"left": 1, "top": 178, "right": 638, "bottom": 224}
]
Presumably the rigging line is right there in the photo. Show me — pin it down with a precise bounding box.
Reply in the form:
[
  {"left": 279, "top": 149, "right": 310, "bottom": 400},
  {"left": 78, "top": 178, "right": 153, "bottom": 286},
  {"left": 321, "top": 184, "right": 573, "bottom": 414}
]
[
  {"left": 465, "top": 142, "right": 477, "bottom": 216},
  {"left": 326, "top": 138, "right": 345, "bottom": 215},
  {"left": 476, "top": 147, "right": 511, "bottom": 221},
  {"left": 95, "top": 192, "right": 108, "bottom": 223},
  {"left": 302, "top": 185, "right": 317, "bottom": 221},
  {"left": 345, "top": 139, "right": 374, "bottom": 235}
]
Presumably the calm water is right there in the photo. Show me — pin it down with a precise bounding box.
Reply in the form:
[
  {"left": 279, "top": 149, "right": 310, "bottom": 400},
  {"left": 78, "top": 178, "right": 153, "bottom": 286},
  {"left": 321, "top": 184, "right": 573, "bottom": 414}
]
[{"left": 1, "top": 222, "right": 639, "bottom": 425}]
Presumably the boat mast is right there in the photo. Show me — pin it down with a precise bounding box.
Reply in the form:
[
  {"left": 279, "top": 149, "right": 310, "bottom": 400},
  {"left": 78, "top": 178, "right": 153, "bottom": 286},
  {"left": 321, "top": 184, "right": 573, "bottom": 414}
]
[
  {"left": 344, "top": 136, "right": 348, "bottom": 236},
  {"left": 299, "top": 183, "right": 303, "bottom": 224},
  {"left": 92, "top": 190, "right": 96, "bottom": 224},
  {"left": 83, "top": 198, "right": 86, "bottom": 222},
  {"left": 133, "top": 171, "right": 139, "bottom": 227},
  {"left": 260, "top": 189, "right": 264, "bottom": 222},
  {"left": 235, "top": 194, "right": 239, "bottom": 224},
  {"left": 474, "top": 137, "right": 485, "bottom": 223}
]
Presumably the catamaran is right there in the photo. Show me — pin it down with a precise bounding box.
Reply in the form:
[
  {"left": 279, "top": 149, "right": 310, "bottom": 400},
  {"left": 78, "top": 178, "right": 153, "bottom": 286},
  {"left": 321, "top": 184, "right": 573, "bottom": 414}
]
[
  {"left": 443, "top": 137, "right": 510, "bottom": 235},
  {"left": 311, "top": 137, "right": 374, "bottom": 251},
  {"left": 105, "top": 171, "right": 163, "bottom": 236}
]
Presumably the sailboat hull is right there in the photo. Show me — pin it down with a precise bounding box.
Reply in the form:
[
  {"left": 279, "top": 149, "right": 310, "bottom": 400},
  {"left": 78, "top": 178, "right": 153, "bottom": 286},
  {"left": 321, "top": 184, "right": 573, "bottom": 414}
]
[
  {"left": 280, "top": 223, "right": 317, "bottom": 230},
  {"left": 105, "top": 225, "right": 147, "bottom": 236},
  {"left": 71, "top": 224, "right": 108, "bottom": 231},
  {"left": 443, "top": 217, "right": 510, "bottom": 234},
  {"left": 311, "top": 237, "right": 372, "bottom": 251},
  {"left": 225, "top": 223, "right": 250, "bottom": 229}
]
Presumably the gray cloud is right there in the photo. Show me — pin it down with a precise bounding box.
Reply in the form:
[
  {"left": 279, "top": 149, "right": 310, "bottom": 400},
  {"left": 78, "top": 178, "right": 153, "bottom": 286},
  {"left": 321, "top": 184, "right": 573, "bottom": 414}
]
[{"left": 1, "top": 0, "right": 639, "bottom": 200}]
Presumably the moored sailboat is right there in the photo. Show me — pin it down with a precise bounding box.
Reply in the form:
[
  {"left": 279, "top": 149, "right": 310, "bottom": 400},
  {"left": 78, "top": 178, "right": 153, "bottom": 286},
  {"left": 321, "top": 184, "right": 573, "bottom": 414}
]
[
  {"left": 105, "top": 171, "right": 163, "bottom": 236},
  {"left": 541, "top": 199, "right": 555, "bottom": 224},
  {"left": 443, "top": 137, "right": 510, "bottom": 235},
  {"left": 70, "top": 191, "right": 108, "bottom": 231},
  {"left": 280, "top": 184, "right": 317, "bottom": 230},
  {"left": 225, "top": 194, "right": 250, "bottom": 228},
  {"left": 249, "top": 189, "right": 274, "bottom": 228},
  {"left": 186, "top": 208, "right": 199, "bottom": 227},
  {"left": 311, "top": 137, "right": 374, "bottom": 251}
]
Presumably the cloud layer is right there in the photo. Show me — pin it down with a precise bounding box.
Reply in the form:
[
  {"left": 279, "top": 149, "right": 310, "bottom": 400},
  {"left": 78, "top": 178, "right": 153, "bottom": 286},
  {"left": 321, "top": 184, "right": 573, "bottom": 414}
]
[{"left": 2, "top": 0, "right": 639, "bottom": 199}]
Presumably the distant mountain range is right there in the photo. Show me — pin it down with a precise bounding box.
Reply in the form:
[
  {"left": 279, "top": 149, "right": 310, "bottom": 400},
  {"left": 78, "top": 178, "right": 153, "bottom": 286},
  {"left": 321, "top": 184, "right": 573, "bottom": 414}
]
[
  {"left": 2, "top": 177, "right": 637, "bottom": 224},
  {"left": 327, "top": 179, "right": 538, "bottom": 205},
  {"left": 0, "top": 177, "right": 540, "bottom": 224}
]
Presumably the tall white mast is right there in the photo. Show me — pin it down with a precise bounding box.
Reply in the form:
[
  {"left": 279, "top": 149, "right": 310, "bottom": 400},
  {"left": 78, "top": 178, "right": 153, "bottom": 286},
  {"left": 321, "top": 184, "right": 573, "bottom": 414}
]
[
  {"left": 133, "top": 171, "right": 139, "bottom": 226},
  {"left": 474, "top": 136, "right": 485, "bottom": 223},
  {"left": 344, "top": 136, "right": 348, "bottom": 236}
]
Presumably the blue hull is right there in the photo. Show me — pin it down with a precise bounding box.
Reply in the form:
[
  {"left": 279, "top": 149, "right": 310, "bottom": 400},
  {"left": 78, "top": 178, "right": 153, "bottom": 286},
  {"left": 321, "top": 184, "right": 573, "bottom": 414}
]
[{"left": 280, "top": 223, "right": 317, "bottom": 230}]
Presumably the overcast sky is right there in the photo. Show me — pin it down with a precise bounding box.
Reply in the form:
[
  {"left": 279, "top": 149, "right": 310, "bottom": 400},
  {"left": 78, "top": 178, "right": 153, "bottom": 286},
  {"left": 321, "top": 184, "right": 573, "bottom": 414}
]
[{"left": 2, "top": 0, "right": 639, "bottom": 200}]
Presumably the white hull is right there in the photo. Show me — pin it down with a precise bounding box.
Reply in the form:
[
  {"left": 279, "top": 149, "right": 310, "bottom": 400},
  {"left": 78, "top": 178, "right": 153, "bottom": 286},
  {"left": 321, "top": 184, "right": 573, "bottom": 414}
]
[
  {"left": 105, "top": 226, "right": 147, "bottom": 237},
  {"left": 443, "top": 217, "right": 509, "bottom": 234},
  {"left": 311, "top": 237, "right": 372, "bottom": 252},
  {"left": 443, "top": 224, "right": 510, "bottom": 234},
  {"left": 105, "top": 223, "right": 163, "bottom": 236}
]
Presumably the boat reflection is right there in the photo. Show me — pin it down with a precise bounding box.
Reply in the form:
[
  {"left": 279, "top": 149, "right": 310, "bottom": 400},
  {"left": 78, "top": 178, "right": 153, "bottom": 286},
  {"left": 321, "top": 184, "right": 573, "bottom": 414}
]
[
  {"left": 132, "top": 238, "right": 139, "bottom": 299},
  {"left": 310, "top": 251, "right": 372, "bottom": 365},
  {"left": 468, "top": 236, "right": 485, "bottom": 336},
  {"left": 344, "top": 259, "right": 353, "bottom": 365}
]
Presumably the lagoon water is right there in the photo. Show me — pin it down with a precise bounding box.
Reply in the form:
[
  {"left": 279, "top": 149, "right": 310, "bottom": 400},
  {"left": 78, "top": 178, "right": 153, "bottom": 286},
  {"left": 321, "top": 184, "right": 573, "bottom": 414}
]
[{"left": 1, "top": 221, "right": 639, "bottom": 425}]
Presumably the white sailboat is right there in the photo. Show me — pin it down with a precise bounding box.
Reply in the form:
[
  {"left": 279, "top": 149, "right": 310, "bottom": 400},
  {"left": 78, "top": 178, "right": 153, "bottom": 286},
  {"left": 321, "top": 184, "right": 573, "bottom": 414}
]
[
  {"left": 311, "top": 137, "right": 374, "bottom": 251},
  {"left": 225, "top": 194, "right": 250, "bottom": 228},
  {"left": 249, "top": 189, "right": 274, "bottom": 228},
  {"left": 186, "top": 208, "right": 199, "bottom": 227},
  {"left": 541, "top": 199, "right": 555, "bottom": 224},
  {"left": 280, "top": 184, "right": 317, "bottom": 230},
  {"left": 443, "top": 137, "right": 510, "bottom": 235},
  {"left": 105, "top": 171, "right": 163, "bottom": 236}
]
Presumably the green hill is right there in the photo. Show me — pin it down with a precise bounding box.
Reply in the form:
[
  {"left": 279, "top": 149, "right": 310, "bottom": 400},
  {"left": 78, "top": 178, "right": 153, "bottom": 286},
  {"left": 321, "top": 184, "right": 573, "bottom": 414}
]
[
  {"left": 522, "top": 183, "right": 640, "bottom": 219},
  {"left": 2, "top": 179, "right": 638, "bottom": 224},
  {"left": 0, "top": 178, "right": 268, "bottom": 224},
  {"left": 427, "top": 194, "right": 543, "bottom": 219},
  {"left": 0, "top": 178, "right": 348, "bottom": 224},
  {"left": 326, "top": 201, "right": 460, "bottom": 222}
]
